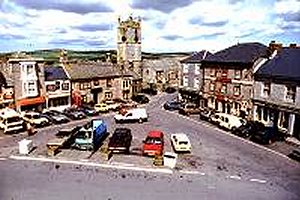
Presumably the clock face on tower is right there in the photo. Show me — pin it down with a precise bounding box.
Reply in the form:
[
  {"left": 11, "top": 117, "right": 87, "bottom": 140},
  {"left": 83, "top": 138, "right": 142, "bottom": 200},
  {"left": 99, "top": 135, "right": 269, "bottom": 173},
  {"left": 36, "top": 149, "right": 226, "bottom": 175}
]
[{"left": 126, "top": 27, "right": 137, "bottom": 44}]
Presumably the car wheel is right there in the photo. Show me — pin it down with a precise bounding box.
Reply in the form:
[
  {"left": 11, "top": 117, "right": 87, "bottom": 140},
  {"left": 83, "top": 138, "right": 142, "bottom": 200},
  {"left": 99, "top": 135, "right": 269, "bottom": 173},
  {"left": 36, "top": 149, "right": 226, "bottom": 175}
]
[{"left": 231, "top": 127, "right": 236, "bottom": 132}]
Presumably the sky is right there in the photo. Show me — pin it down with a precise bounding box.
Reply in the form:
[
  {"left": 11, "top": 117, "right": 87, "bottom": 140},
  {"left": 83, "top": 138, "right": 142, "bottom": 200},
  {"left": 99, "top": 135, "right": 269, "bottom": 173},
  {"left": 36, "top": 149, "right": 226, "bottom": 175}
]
[{"left": 0, "top": 0, "right": 299, "bottom": 53}]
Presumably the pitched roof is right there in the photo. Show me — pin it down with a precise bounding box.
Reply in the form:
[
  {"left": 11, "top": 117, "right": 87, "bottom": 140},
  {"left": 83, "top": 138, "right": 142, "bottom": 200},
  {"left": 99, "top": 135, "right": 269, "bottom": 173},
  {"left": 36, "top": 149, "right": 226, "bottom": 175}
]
[
  {"left": 255, "top": 48, "right": 300, "bottom": 82},
  {"left": 65, "top": 62, "right": 139, "bottom": 80},
  {"left": 142, "top": 57, "right": 182, "bottom": 71},
  {"left": 204, "top": 42, "right": 268, "bottom": 64},
  {"left": 44, "top": 66, "right": 68, "bottom": 81},
  {"left": 181, "top": 50, "right": 211, "bottom": 63}
]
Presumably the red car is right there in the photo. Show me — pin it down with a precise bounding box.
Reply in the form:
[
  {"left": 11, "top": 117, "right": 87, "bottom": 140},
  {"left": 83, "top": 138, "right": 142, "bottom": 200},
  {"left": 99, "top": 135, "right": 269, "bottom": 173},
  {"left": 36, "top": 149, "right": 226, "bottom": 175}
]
[{"left": 142, "top": 130, "right": 164, "bottom": 156}]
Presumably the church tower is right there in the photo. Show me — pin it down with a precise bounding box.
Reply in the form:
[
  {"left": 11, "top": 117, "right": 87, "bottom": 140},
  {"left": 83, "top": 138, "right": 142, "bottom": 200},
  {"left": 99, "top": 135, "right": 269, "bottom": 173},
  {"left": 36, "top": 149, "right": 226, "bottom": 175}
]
[{"left": 117, "top": 15, "right": 142, "bottom": 75}]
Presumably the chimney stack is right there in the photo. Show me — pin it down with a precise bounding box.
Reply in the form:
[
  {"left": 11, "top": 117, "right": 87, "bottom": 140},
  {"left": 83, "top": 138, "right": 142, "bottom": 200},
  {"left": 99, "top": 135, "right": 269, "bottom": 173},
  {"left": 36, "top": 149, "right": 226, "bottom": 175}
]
[{"left": 289, "top": 43, "right": 298, "bottom": 48}]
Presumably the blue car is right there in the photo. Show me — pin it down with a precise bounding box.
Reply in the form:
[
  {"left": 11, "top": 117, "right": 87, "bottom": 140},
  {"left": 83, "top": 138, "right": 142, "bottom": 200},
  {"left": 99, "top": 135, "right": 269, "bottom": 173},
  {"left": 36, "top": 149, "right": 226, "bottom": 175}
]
[{"left": 163, "top": 101, "right": 182, "bottom": 111}]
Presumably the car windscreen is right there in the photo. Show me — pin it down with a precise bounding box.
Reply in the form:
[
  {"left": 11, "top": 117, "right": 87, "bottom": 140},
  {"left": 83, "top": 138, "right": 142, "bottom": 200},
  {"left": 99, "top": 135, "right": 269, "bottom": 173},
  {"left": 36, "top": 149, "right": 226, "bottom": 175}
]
[
  {"left": 6, "top": 116, "right": 22, "bottom": 123},
  {"left": 145, "top": 137, "right": 162, "bottom": 144},
  {"left": 179, "top": 141, "right": 188, "bottom": 145}
]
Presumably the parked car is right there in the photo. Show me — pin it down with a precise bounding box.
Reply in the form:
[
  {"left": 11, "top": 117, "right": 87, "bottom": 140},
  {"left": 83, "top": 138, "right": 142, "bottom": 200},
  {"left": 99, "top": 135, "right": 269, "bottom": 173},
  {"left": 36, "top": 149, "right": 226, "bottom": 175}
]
[
  {"left": 163, "top": 100, "right": 182, "bottom": 111},
  {"left": 232, "top": 121, "right": 265, "bottom": 138},
  {"left": 108, "top": 128, "right": 132, "bottom": 154},
  {"left": 114, "top": 108, "right": 148, "bottom": 123},
  {"left": 142, "top": 130, "right": 164, "bottom": 156},
  {"left": 213, "top": 113, "right": 246, "bottom": 131},
  {"left": 287, "top": 148, "right": 300, "bottom": 162},
  {"left": 22, "top": 111, "right": 50, "bottom": 127},
  {"left": 105, "top": 100, "right": 121, "bottom": 111},
  {"left": 131, "top": 94, "right": 149, "bottom": 104},
  {"left": 78, "top": 105, "right": 98, "bottom": 116},
  {"left": 249, "top": 126, "right": 285, "bottom": 145},
  {"left": 63, "top": 107, "right": 87, "bottom": 120},
  {"left": 199, "top": 109, "right": 214, "bottom": 121},
  {"left": 42, "top": 110, "right": 70, "bottom": 124},
  {"left": 164, "top": 87, "right": 176, "bottom": 94},
  {"left": 170, "top": 133, "right": 191, "bottom": 153},
  {"left": 178, "top": 103, "right": 201, "bottom": 115},
  {"left": 141, "top": 87, "right": 157, "bottom": 96},
  {"left": 94, "top": 103, "right": 109, "bottom": 113}
]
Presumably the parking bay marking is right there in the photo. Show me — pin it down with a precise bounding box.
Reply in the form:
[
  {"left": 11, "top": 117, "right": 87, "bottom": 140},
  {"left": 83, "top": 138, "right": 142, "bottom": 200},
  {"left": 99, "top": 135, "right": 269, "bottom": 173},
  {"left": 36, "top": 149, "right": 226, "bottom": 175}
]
[
  {"left": 9, "top": 155, "right": 173, "bottom": 174},
  {"left": 249, "top": 178, "right": 267, "bottom": 184}
]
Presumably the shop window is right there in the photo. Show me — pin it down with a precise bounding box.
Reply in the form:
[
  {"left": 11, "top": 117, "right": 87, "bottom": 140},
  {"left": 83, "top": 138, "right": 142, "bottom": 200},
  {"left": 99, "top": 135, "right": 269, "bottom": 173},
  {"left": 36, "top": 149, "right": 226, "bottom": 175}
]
[
  {"left": 286, "top": 85, "right": 296, "bottom": 102},
  {"left": 257, "top": 106, "right": 262, "bottom": 120},
  {"left": 262, "top": 82, "right": 270, "bottom": 97},
  {"left": 263, "top": 108, "right": 269, "bottom": 122},
  {"left": 278, "top": 112, "right": 289, "bottom": 130}
]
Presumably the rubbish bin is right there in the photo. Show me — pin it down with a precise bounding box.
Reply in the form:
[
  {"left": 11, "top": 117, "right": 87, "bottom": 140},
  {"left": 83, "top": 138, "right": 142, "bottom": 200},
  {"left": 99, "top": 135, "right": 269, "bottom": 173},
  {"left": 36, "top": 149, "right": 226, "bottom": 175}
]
[{"left": 18, "top": 139, "right": 33, "bottom": 155}]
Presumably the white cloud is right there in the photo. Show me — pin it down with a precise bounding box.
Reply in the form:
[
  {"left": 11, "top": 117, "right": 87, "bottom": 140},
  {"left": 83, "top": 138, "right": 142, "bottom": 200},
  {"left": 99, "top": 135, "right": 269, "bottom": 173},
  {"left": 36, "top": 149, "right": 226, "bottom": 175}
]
[{"left": 0, "top": 0, "right": 299, "bottom": 52}]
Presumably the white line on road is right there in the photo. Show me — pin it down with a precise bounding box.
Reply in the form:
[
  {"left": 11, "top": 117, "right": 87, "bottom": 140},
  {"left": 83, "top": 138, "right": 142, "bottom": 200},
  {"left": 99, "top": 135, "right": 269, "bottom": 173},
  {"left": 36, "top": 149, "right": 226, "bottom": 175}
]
[
  {"left": 249, "top": 178, "right": 267, "bottom": 184},
  {"left": 179, "top": 170, "right": 205, "bottom": 175},
  {"left": 9, "top": 155, "right": 173, "bottom": 174},
  {"left": 0, "top": 157, "right": 7, "bottom": 161},
  {"left": 228, "top": 175, "right": 242, "bottom": 180}
]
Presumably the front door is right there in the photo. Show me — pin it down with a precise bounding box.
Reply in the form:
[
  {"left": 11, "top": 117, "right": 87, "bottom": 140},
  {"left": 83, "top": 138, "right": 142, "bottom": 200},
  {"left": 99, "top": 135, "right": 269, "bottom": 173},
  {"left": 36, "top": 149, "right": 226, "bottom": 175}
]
[{"left": 293, "top": 114, "right": 300, "bottom": 140}]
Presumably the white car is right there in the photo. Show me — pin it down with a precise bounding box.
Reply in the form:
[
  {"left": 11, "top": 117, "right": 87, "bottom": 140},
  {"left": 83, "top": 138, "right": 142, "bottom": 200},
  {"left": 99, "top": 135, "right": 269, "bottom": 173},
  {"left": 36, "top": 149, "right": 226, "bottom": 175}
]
[
  {"left": 170, "top": 133, "right": 191, "bottom": 153},
  {"left": 211, "top": 113, "right": 246, "bottom": 131},
  {"left": 22, "top": 111, "right": 50, "bottom": 127},
  {"left": 105, "top": 100, "right": 121, "bottom": 111}
]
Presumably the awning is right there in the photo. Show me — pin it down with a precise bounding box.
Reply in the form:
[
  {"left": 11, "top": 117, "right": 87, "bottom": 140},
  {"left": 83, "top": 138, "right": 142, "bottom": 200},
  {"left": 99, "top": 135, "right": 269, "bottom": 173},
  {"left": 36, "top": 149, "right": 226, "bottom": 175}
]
[{"left": 16, "top": 96, "right": 46, "bottom": 106}]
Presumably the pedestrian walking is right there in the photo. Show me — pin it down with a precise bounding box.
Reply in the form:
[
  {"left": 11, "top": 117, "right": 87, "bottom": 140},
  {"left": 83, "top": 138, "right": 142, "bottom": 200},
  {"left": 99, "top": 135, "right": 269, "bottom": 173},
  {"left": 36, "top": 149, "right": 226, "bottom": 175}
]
[{"left": 27, "top": 123, "right": 36, "bottom": 136}]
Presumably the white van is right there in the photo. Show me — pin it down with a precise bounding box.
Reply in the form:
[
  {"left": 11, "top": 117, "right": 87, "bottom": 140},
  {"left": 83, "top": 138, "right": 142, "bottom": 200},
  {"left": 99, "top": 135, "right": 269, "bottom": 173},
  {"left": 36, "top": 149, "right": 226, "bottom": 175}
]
[
  {"left": 0, "top": 108, "right": 25, "bottom": 134},
  {"left": 212, "top": 113, "right": 246, "bottom": 131},
  {"left": 114, "top": 108, "right": 148, "bottom": 123}
]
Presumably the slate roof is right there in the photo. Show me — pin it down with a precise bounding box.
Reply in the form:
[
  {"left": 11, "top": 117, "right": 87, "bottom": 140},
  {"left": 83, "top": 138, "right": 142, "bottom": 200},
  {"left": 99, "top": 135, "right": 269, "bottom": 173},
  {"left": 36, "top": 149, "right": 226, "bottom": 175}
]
[
  {"left": 181, "top": 50, "right": 211, "bottom": 63},
  {"left": 203, "top": 42, "right": 268, "bottom": 64},
  {"left": 44, "top": 66, "right": 69, "bottom": 81},
  {"left": 142, "top": 57, "right": 182, "bottom": 71},
  {"left": 65, "top": 62, "right": 140, "bottom": 80},
  {"left": 255, "top": 48, "right": 300, "bottom": 82}
]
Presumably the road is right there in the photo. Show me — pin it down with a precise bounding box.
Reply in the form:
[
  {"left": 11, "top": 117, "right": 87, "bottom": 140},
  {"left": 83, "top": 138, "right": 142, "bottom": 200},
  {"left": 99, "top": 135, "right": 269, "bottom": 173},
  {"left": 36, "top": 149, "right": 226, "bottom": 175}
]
[{"left": 0, "top": 92, "right": 299, "bottom": 199}]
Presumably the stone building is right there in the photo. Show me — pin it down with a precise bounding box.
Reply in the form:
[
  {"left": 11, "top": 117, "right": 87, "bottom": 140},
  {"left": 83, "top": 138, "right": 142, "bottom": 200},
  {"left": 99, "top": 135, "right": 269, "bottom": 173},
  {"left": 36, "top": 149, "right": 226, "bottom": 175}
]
[
  {"left": 64, "top": 62, "right": 140, "bottom": 107},
  {"left": 44, "top": 65, "right": 71, "bottom": 111},
  {"left": 180, "top": 51, "right": 211, "bottom": 104},
  {"left": 142, "top": 57, "right": 182, "bottom": 92},
  {"left": 0, "top": 54, "right": 46, "bottom": 111},
  {"left": 201, "top": 42, "right": 268, "bottom": 118},
  {"left": 253, "top": 46, "right": 300, "bottom": 140}
]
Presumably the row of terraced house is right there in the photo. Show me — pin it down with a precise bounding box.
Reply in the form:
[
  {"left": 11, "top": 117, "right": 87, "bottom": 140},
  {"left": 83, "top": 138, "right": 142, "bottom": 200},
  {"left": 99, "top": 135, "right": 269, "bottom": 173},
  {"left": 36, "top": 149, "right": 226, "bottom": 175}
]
[
  {"left": 180, "top": 41, "right": 300, "bottom": 141},
  {"left": 0, "top": 52, "right": 143, "bottom": 112}
]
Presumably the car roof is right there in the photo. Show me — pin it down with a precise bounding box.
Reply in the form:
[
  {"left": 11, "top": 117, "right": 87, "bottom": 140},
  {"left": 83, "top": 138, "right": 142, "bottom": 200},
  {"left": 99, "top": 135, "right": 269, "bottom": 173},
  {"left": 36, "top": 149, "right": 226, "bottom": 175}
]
[
  {"left": 171, "top": 133, "right": 190, "bottom": 141},
  {"left": 148, "top": 130, "right": 163, "bottom": 138}
]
